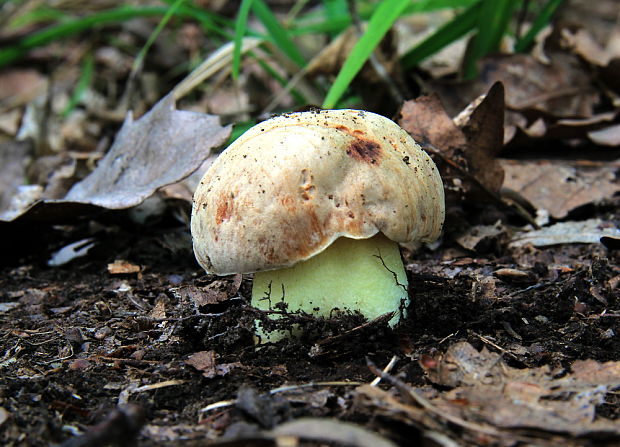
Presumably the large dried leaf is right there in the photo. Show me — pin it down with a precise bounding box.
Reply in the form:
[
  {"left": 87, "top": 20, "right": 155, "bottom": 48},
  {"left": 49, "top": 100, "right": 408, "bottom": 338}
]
[
  {"left": 501, "top": 159, "right": 620, "bottom": 219},
  {"left": 420, "top": 342, "right": 620, "bottom": 437},
  {"left": 398, "top": 83, "right": 505, "bottom": 204},
  {"left": 0, "top": 140, "right": 33, "bottom": 220},
  {"left": 457, "top": 82, "right": 505, "bottom": 195},
  {"left": 510, "top": 218, "right": 620, "bottom": 248},
  {"left": 428, "top": 52, "right": 606, "bottom": 148},
  {"left": 65, "top": 94, "right": 229, "bottom": 208},
  {"left": 399, "top": 93, "right": 466, "bottom": 153},
  {"left": 0, "top": 94, "right": 230, "bottom": 224},
  {"left": 432, "top": 53, "right": 596, "bottom": 119}
]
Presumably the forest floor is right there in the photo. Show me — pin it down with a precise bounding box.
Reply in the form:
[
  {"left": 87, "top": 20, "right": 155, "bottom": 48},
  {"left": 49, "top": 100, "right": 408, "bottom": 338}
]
[
  {"left": 1, "top": 198, "right": 619, "bottom": 446},
  {"left": 1, "top": 1, "right": 620, "bottom": 445}
]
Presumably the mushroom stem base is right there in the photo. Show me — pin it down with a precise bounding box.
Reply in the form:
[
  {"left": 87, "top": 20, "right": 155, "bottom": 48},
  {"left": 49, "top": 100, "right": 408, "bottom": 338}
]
[{"left": 251, "top": 233, "right": 409, "bottom": 342}]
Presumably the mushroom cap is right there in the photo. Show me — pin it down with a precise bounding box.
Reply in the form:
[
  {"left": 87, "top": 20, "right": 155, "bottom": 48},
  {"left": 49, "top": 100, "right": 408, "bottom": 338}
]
[{"left": 191, "top": 109, "right": 445, "bottom": 275}]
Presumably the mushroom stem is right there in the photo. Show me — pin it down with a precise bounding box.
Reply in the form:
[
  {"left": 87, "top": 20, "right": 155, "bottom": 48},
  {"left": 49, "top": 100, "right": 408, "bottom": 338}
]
[{"left": 251, "top": 233, "right": 409, "bottom": 341}]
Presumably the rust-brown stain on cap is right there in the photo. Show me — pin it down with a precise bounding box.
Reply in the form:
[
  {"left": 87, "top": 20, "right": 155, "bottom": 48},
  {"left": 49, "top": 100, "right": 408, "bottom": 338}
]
[
  {"left": 215, "top": 193, "right": 234, "bottom": 225},
  {"left": 346, "top": 139, "right": 381, "bottom": 164},
  {"left": 334, "top": 125, "right": 382, "bottom": 165}
]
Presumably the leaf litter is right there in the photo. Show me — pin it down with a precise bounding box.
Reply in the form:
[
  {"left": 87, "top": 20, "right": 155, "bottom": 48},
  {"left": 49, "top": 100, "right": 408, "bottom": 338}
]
[
  {"left": 0, "top": 93, "right": 230, "bottom": 223},
  {"left": 1, "top": 1, "right": 620, "bottom": 446}
]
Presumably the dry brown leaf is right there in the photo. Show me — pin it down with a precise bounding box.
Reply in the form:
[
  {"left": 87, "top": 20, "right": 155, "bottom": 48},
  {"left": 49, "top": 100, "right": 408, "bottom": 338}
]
[
  {"left": 177, "top": 275, "right": 241, "bottom": 309},
  {"left": 0, "top": 93, "right": 230, "bottom": 224},
  {"left": 399, "top": 94, "right": 469, "bottom": 204},
  {"left": 64, "top": 94, "right": 229, "bottom": 209},
  {"left": 501, "top": 159, "right": 620, "bottom": 219},
  {"left": 107, "top": 260, "right": 141, "bottom": 275},
  {"left": 420, "top": 342, "right": 620, "bottom": 437},
  {"left": 457, "top": 82, "right": 505, "bottom": 195},
  {"left": 0, "top": 69, "right": 47, "bottom": 109},
  {"left": 398, "top": 83, "right": 505, "bottom": 205},
  {"left": 433, "top": 53, "right": 596, "bottom": 118},
  {"left": 399, "top": 93, "right": 466, "bottom": 153},
  {"left": 185, "top": 350, "right": 241, "bottom": 379}
]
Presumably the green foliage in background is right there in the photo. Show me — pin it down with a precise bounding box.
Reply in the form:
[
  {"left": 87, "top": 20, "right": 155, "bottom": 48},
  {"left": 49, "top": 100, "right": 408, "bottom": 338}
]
[{"left": 0, "top": 0, "right": 564, "bottom": 109}]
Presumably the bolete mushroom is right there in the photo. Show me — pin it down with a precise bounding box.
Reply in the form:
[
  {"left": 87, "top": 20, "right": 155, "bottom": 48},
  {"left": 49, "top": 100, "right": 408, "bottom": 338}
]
[{"left": 191, "top": 109, "right": 444, "bottom": 340}]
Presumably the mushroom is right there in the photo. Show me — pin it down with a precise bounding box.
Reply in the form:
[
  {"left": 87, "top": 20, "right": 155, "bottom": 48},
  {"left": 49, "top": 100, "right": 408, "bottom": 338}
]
[{"left": 191, "top": 109, "right": 444, "bottom": 340}]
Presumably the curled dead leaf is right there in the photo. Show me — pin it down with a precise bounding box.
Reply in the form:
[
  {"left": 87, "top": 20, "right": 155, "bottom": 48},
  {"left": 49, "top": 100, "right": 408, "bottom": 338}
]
[
  {"left": 398, "top": 83, "right": 505, "bottom": 206},
  {"left": 185, "top": 350, "right": 241, "bottom": 379},
  {"left": 0, "top": 94, "right": 230, "bottom": 224}
]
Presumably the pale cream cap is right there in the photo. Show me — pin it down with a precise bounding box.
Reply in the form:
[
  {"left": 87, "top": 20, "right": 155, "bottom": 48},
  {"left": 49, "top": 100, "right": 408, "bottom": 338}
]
[{"left": 191, "top": 109, "right": 445, "bottom": 275}]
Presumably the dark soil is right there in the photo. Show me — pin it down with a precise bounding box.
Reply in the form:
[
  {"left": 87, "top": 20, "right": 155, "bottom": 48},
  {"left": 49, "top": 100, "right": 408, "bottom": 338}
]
[{"left": 1, "top": 207, "right": 619, "bottom": 446}]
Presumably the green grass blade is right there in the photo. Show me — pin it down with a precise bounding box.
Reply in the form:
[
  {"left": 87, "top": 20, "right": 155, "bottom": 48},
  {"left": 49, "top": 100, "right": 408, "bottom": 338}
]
[
  {"left": 289, "top": 17, "right": 351, "bottom": 35},
  {"left": 132, "top": 0, "right": 186, "bottom": 75},
  {"left": 7, "top": 6, "right": 67, "bottom": 29},
  {"left": 251, "top": 0, "right": 306, "bottom": 67},
  {"left": 160, "top": 0, "right": 235, "bottom": 38},
  {"left": 290, "top": 0, "right": 478, "bottom": 36},
  {"left": 228, "top": 120, "right": 257, "bottom": 145},
  {"left": 323, "top": 0, "right": 348, "bottom": 19},
  {"left": 515, "top": 0, "right": 563, "bottom": 52},
  {"left": 253, "top": 55, "right": 307, "bottom": 104},
  {"left": 401, "top": 0, "right": 481, "bottom": 70},
  {"left": 0, "top": 4, "right": 233, "bottom": 68},
  {"left": 232, "top": 0, "right": 255, "bottom": 80},
  {"left": 462, "top": 0, "right": 515, "bottom": 79},
  {"left": 403, "top": 0, "right": 478, "bottom": 13},
  {"left": 322, "top": 0, "right": 410, "bottom": 109},
  {"left": 0, "top": 6, "right": 167, "bottom": 68},
  {"left": 62, "top": 52, "right": 94, "bottom": 118},
  {"left": 322, "top": 0, "right": 348, "bottom": 36}
]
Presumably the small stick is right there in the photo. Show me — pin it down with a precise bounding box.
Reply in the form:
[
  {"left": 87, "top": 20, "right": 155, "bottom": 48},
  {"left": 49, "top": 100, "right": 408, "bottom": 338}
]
[
  {"left": 199, "top": 381, "right": 363, "bottom": 413},
  {"left": 370, "top": 355, "right": 398, "bottom": 387}
]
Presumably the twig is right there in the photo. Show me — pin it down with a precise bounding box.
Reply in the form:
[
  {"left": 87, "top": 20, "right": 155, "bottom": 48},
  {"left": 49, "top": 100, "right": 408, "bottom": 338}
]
[
  {"left": 366, "top": 358, "right": 503, "bottom": 437},
  {"left": 133, "top": 380, "right": 185, "bottom": 393},
  {"left": 370, "top": 355, "right": 398, "bottom": 387},
  {"left": 199, "top": 381, "right": 363, "bottom": 413},
  {"left": 172, "top": 38, "right": 264, "bottom": 101},
  {"left": 365, "top": 358, "right": 572, "bottom": 446},
  {"left": 438, "top": 331, "right": 457, "bottom": 345},
  {"left": 471, "top": 332, "right": 519, "bottom": 360}
]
